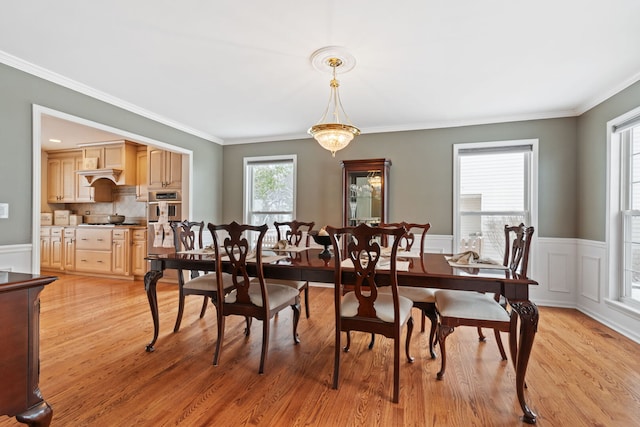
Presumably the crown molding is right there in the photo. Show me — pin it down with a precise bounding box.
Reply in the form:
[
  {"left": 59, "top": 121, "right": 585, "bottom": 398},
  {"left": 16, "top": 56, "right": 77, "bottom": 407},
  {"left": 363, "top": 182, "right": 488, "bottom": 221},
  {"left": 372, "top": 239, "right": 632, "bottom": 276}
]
[{"left": 0, "top": 50, "right": 223, "bottom": 145}]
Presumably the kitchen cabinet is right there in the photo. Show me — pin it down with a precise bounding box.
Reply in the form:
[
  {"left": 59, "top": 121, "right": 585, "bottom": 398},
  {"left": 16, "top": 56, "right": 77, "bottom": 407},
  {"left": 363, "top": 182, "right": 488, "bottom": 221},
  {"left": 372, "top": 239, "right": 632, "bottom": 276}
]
[
  {"left": 0, "top": 273, "right": 56, "bottom": 426},
  {"left": 47, "top": 153, "right": 76, "bottom": 203},
  {"left": 131, "top": 229, "right": 148, "bottom": 277},
  {"left": 148, "top": 148, "right": 182, "bottom": 189},
  {"left": 40, "top": 227, "right": 63, "bottom": 271},
  {"left": 63, "top": 228, "right": 76, "bottom": 271},
  {"left": 341, "top": 158, "right": 391, "bottom": 227},
  {"left": 81, "top": 141, "right": 137, "bottom": 185},
  {"left": 75, "top": 228, "right": 112, "bottom": 273},
  {"left": 136, "top": 149, "right": 148, "bottom": 201},
  {"left": 112, "top": 229, "right": 130, "bottom": 276},
  {"left": 74, "top": 157, "right": 113, "bottom": 202}
]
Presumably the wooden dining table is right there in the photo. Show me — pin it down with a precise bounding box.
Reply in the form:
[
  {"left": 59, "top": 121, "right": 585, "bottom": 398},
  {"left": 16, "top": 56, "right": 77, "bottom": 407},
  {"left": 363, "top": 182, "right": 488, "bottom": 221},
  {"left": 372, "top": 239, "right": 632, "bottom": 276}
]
[{"left": 144, "top": 248, "right": 539, "bottom": 423}]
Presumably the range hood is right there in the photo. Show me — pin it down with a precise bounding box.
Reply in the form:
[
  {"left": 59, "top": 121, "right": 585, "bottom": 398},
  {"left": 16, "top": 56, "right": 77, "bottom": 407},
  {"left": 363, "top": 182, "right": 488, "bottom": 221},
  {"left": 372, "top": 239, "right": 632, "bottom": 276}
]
[{"left": 77, "top": 169, "right": 123, "bottom": 186}]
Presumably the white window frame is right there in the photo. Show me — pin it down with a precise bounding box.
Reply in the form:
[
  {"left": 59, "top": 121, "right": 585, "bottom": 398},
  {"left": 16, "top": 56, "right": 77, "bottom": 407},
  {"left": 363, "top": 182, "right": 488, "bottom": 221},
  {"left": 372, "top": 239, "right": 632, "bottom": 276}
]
[
  {"left": 453, "top": 139, "right": 539, "bottom": 256},
  {"left": 607, "top": 106, "right": 640, "bottom": 316},
  {"left": 243, "top": 154, "right": 297, "bottom": 225}
]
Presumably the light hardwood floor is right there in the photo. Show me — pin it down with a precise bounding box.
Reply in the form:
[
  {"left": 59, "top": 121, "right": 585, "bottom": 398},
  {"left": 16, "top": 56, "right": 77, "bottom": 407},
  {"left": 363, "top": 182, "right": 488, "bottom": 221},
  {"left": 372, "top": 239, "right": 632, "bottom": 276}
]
[{"left": 1, "top": 274, "right": 639, "bottom": 426}]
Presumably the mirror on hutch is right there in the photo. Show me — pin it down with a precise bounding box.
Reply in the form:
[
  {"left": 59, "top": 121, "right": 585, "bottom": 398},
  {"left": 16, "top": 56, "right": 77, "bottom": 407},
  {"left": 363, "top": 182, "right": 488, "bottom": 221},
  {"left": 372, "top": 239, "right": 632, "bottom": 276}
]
[{"left": 340, "top": 158, "right": 391, "bottom": 227}]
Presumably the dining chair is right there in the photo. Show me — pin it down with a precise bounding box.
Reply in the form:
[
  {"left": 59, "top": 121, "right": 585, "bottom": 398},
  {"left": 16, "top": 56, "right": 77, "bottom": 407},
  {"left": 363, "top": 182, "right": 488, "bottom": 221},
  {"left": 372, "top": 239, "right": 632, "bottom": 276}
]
[
  {"left": 170, "top": 220, "right": 236, "bottom": 333},
  {"left": 434, "top": 223, "right": 535, "bottom": 380},
  {"left": 270, "top": 220, "right": 315, "bottom": 317},
  {"left": 274, "top": 220, "right": 315, "bottom": 247},
  {"left": 375, "top": 222, "right": 438, "bottom": 358},
  {"left": 208, "top": 221, "right": 301, "bottom": 374},
  {"left": 327, "top": 223, "right": 414, "bottom": 403}
]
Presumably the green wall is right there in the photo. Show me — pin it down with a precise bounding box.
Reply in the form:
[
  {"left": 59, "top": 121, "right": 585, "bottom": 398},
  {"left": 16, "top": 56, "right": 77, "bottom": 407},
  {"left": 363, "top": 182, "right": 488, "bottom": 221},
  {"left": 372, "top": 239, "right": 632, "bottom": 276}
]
[
  {"left": 223, "top": 117, "right": 578, "bottom": 238},
  {"left": 0, "top": 63, "right": 223, "bottom": 245},
  {"left": 577, "top": 80, "right": 640, "bottom": 241},
  {"left": 4, "top": 58, "right": 638, "bottom": 244}
]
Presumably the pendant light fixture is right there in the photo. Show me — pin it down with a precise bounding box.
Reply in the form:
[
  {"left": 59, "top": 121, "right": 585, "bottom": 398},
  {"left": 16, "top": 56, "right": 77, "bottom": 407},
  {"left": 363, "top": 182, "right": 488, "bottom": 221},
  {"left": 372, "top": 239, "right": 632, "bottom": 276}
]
[{"left": 308, "top": 47, "right": 360, "bottom": 157}]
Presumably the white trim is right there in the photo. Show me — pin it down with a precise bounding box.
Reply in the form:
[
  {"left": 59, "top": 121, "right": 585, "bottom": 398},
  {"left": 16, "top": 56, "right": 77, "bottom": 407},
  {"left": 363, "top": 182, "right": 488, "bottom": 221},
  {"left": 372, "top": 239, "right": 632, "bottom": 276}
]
[
  {"left": 0, "top": 51, "right": 222, "bottom": 145},
  {"left": 32, "top": 105, "right": 195, "bottom": 272},
  {"left": 452, "top": 139, "right": 539, "bottom": 254},
  {"left": 606, "top": 105, "right": 640, "bottom": 306}
]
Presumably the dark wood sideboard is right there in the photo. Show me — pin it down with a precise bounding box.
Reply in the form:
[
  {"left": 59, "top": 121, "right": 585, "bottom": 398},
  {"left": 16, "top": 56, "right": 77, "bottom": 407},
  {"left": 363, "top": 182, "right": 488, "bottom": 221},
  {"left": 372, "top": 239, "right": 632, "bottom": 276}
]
[{"left": 0, "top": 272, "right": 57, "bottom": 426}]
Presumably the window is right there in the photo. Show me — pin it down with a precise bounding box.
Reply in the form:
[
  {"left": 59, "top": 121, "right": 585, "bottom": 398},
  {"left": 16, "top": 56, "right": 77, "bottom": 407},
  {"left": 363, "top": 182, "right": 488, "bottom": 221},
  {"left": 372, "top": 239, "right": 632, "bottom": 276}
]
[
  {"left": 616, "top": 115, "right": 640, "bottom": 308},
  {"left": 453, "top": 140, "right": 538, "bottom": 261},
  {"left": 244, "top": 155, "right": 296, "bottom": 227}
]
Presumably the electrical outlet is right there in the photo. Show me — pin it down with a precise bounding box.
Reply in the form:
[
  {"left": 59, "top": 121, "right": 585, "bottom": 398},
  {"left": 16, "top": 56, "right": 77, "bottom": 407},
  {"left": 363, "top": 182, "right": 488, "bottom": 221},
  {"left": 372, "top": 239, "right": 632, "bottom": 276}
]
[{"left": 0, "top": 203, "right": 8, "bottom": 219}]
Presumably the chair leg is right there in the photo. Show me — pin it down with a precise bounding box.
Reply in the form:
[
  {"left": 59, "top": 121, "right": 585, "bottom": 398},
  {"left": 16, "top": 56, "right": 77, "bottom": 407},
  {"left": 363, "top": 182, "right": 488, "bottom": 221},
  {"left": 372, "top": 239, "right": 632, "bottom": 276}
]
[
  {"left": 244, "top": 317, "right": 252, "bottom": 336},
  {"left": 344, "top": 331, "right": 352, "bottom": 352},
  {"left": 425, "top": 304, "right": 438, "bottom": 359},
  {"left": 369, "top": 333, "right": 375, "bottom": 349},
  {"left": 333, "top": 327, "right": 341, "bottom": 390},
  {"left": 494, "top": 329, "right": 508, "bottom": 360},
  {"left": 436, "top": 323, "right": 454, "bottom": 380},
  {"left": 259, "top": 318, "right": 270, "bottom": 374},
  {"left": 421, "top": 311, "right": 426, "bottom": 333},
  {"left": 213, "top": 315, "right": 225, "bottom": 366},
  {"left": 405, "top": 316, "right": 415, "bottom": 363},
  {"left": 198, "top": 296, "right": 208, "bottom": 318},
  {"left": 173, "top": 287, "right": 186, "bottom": 333},
  {"left": 477, "top": 326, "right": 486, "bottom": 341},
  {"left": 303, "top": 285, "right": 310, "bottom": 318},
  {"left": 291, "top": 301, "right": 301, "bottom": 344},
  {"left": 393, "top": 328, "right": 401, "bottom": 403}
]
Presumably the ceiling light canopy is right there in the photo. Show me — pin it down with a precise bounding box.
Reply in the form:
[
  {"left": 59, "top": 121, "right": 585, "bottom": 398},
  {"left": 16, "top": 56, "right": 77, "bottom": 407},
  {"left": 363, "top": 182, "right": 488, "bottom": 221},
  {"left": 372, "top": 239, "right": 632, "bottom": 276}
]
[{"left": 308, "top": 47, "right": 360, "bottom": 157}]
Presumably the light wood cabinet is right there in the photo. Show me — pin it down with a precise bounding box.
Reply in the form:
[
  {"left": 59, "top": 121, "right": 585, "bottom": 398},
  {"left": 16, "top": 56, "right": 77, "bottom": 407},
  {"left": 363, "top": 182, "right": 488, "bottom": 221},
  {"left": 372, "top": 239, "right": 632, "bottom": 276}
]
[
  {"left": 136, "top": 149, "right": 148, "bottom": 201},
  {"left": 40, "top": 227, "right": 63, "bottom": 271},
  {"left": 131, "top": 229, "right": 148, "bottom": 277},
  {"left": 40, "top": 228, "right": 51, "bottom": 268},
  {"left": 75, "top": 228, "right": 112, "bottom": 273},
  {"left": 148, "top": 148, "right": 182, "bottom": 189},
  {"left": 63, "top": 228, "right": 76, "bottom": 271},
  {"left": 80, "top": 141, "right": 137, "bottom": 186},
  {"left": 74, "top": 157, "right": 113, "bottom": 202},
  {"left": 47, "top": 154, "right": 76, "bottom": 203},
  {"left": 341, "top": 159, "right": 391, "bottom": 227},
  {"left": 112, "top": 229, "right": 130, "bottom": 276}
]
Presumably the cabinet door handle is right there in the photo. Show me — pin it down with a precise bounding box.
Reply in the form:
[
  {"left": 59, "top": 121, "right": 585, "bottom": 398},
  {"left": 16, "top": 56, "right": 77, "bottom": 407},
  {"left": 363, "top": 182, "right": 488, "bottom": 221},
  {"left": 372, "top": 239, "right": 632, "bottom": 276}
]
[{"left": 97, "top": 238, "right": 103, "bottom": 241}]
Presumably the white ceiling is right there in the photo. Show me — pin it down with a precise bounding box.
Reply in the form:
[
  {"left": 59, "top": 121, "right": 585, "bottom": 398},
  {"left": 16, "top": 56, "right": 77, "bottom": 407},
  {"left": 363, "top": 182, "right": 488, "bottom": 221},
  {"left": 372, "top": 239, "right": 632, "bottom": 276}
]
[{"left": 2, "top": 1, "right": 640, "bottom": 150}]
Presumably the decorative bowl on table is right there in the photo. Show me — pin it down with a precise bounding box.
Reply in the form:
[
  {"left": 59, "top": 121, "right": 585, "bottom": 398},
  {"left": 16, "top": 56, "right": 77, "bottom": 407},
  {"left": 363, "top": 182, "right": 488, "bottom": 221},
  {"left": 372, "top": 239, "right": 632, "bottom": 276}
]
[{"left": 309, "top": 230, "right": 333, "bottom": 259}]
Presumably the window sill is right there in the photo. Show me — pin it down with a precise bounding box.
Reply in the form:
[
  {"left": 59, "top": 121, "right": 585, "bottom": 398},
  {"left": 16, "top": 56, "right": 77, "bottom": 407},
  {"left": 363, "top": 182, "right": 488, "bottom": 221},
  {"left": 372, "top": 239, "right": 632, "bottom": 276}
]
[{"left": 604, "top": 298, "right": 640, "bottom": 321}]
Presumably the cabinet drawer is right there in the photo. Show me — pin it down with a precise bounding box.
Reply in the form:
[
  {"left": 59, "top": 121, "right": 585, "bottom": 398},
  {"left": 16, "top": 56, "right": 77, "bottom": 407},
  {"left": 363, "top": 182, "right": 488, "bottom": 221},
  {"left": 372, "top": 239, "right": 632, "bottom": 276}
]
[
  {"left": 76, "top": 229, "right": 112, "bottom": 250},
  {"left": 132, "top": 229, "right": 147, "bottom": 241},
  {"left": 40, "top": 227, "right": 51, "bottom": 237},
  {"left": 75, "top": 250, "right": 112, "bottom": 273},
  {"left": 112, "top": 229, "right": 128, "bottom": 240},
  {"left": 64, "top": 229, "right": 75, "bottom": 238},
  {"left": 51, "top": 227, "right": 63, "bottom": 237}
]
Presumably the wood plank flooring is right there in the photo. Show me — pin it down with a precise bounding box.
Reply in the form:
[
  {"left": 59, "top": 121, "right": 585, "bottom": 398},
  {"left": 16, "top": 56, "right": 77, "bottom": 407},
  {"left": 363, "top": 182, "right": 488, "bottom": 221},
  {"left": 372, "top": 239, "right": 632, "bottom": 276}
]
[{"left": 1, "top": 274, "right": 639, "bottom": 426}]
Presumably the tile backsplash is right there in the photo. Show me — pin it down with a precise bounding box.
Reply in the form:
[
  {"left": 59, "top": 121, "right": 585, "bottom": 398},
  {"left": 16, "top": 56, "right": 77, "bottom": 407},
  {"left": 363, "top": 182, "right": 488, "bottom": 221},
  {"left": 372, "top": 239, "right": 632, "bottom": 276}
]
[{"left": 66, "top": 186, "right": 147, "bottom": 223}]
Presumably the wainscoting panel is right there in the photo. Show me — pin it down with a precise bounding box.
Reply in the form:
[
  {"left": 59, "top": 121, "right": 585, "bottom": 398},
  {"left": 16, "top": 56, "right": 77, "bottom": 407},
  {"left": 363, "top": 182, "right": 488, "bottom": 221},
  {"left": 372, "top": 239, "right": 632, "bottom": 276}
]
[
  {"left": 580, "top": 255, "right": 602, "bottom": 303},
  {"left": 530, "top": 237, "right": 577, "bottom": 307},
  {"left": 0, "top": 244, "right": 33, "bottom": 273}
]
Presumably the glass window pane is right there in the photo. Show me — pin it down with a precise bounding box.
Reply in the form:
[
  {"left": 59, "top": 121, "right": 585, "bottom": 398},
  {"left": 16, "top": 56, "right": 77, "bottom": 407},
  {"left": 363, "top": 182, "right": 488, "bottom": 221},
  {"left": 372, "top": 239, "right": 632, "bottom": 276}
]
[
  {"left": 250, "top": 163, "right": 294, "bottom": 212},
  {"left": 459, "top": 152, "right": 525, "bottom": 212}
]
